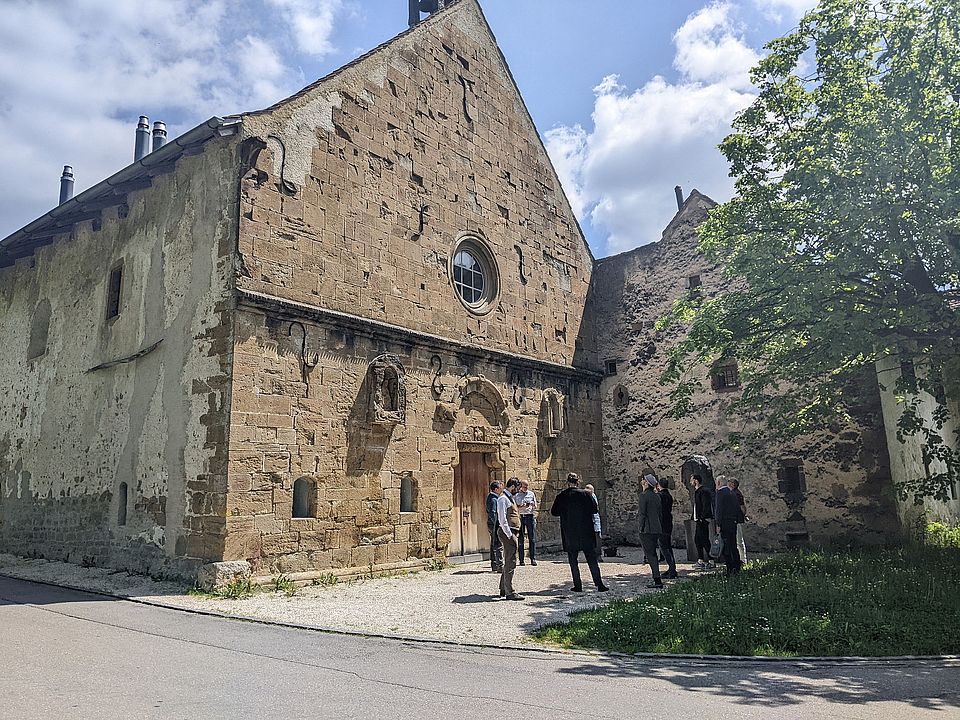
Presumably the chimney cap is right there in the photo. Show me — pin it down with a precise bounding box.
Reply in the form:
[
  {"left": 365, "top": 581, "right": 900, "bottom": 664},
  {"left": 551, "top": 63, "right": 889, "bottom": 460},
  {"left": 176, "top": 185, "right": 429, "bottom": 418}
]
[
  {"left": 61, "top": 165, "right": 74, "bottom": 177},
  {"left": 138, "top": 115, "right": 150, "bottom": 127}
]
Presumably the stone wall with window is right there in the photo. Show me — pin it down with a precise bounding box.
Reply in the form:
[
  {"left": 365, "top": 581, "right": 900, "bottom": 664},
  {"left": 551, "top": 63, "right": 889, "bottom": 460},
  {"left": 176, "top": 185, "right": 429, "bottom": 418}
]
[
  {"left": 0, "top": 141, "right": 239, "bottom": 576},
  {"left": 223, "top": 304, "right": 602, "bottom": 577},
  {"left": 587, "top": 191, "right": 901, "bottom": 550},
  {"left": 219, "top": 0, "right": 604, "bottom": 577},
  {"left": 233, "top": 0, "right": 594, "bottom": 370}
]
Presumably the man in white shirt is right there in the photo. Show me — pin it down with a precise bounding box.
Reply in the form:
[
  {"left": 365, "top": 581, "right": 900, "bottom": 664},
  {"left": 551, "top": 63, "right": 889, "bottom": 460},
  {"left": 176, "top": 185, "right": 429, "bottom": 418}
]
[
  {"left": 494, "top": 480, "right": 524, "bottom": 600},
  {"left": 514, "top": 478, "right": 538, "bottom": 566}
]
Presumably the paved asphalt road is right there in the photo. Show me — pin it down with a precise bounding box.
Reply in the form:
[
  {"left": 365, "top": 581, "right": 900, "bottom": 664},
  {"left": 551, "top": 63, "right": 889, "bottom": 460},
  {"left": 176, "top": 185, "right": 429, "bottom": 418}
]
[{"left": 2, "top": 576, "right": 958, "bottom": 720}]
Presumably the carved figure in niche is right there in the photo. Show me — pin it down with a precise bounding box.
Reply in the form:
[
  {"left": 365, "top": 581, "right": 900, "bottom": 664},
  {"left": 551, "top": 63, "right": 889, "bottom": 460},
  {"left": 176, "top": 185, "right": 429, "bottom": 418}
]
[
  {"left": 542, "top": 388, "right": 566, "bottom": 439},
  {"left": 457, "top": 374, "right": 509, "bottom": 429},
  {"left": 368, "top": 354, "right": 407, "bottom": 426}
]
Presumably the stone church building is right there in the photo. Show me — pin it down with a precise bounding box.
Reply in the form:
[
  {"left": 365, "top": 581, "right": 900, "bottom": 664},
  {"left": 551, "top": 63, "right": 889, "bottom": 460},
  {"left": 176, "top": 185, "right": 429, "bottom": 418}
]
[{"left": 0, "top": 0, "right": 951, "bottom": 582}]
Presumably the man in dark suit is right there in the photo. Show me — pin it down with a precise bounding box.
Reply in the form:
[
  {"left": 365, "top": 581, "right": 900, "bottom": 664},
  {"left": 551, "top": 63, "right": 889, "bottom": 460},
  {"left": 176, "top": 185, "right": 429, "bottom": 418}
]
[
  {"left": 486, "top": 481, "right": 503, "bottom": 572},
  {"left": 638, "top": 474, "right": 663, "bottom": 588},
  {"left": 550, "top": 473, "right": 608, "bottom": 593},
  {"left": 715, "top": 478, "right": 744, "bottom": 576},
  {"left": 692, "top": 474, "right": 714, "bottom": 569},
  {"left": 655, "top": 478, "right": 678, "bottom": 579}
]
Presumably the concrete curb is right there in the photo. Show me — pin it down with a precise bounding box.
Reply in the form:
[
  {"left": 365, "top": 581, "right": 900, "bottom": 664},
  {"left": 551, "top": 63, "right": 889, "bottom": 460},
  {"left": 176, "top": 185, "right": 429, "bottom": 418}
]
[{"left": 3, "top": 570, "right": 959, "bottom": 667}]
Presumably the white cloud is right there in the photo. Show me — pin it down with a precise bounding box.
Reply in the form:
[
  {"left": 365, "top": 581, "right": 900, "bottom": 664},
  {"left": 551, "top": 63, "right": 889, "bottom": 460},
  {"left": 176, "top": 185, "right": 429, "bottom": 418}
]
[
  {"left": 267, "top": 0, "right": 342, "bottom": 56},
  {"left": 0, "top": 0, "right": 344, "bottom": 240},
  {"left": 545, "top": 2, "right": 758, "bottom": 255},
  {"left": 753, "top": 0, "right": 818, "bottom": 21}
]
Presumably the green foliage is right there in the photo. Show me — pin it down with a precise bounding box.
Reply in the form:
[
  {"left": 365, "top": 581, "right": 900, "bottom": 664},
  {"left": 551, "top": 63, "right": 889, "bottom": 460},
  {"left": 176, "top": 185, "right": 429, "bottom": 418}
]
[
  {"left": 424, "top": 557, "right": 448, "bottom": 571},
  {"left": 662, "top": 0, "right": 960, "bottom": 500},
  {"left": 273, "top": 574, "right": 297, "bottom": 596},
  {"left": 220, "top": 577, "right": 254, "bottom": 599},
  {"left": 310, "top": 572, "right": 339, "bottom": 587},
  {"left": 923, "top": 521, "right": 960, "bottom": 548},
  {"left": 534, "top": 547, "right": 960, "bottom": 656}
]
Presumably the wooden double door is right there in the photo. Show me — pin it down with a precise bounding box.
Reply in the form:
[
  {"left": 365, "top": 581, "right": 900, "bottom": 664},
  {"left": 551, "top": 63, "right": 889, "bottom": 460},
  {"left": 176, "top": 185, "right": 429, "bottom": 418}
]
[{"left": 450, "top": 451, "right": 495, "bottom": 557}]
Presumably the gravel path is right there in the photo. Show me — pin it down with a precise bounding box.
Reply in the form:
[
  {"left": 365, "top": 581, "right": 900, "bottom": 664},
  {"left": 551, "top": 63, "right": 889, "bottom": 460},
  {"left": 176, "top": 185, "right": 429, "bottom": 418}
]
[{"left": 0, "top": 549, "right": 702, "bottom": 646}]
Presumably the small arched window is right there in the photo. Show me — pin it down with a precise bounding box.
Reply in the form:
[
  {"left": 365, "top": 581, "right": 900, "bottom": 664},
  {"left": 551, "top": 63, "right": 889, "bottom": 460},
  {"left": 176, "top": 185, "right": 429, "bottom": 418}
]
[
  {"left": 117, "top": 482, "right": 128, "bottom": 526},
  {"left": 293, "top": 477, "right": 313, "bottom": 518},
  {"left": 27, "top": 299, "right": 51, "bottom": 360}
]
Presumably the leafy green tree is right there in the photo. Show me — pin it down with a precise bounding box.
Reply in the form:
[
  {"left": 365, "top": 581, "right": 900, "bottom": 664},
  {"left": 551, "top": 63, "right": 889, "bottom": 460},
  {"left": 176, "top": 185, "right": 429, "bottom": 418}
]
[{"left": 663, "top": 0, "right": 960, "bottom": 501}]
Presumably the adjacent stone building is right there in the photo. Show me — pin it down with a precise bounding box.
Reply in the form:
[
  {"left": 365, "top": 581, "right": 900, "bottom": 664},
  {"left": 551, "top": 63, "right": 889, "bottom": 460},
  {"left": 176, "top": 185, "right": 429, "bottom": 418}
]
[
  {"left": 588, "top": 192, "right": 902, "bottom": 551},
  {"left": 0, "top": 0, "right": 948, "bottom": 582}
]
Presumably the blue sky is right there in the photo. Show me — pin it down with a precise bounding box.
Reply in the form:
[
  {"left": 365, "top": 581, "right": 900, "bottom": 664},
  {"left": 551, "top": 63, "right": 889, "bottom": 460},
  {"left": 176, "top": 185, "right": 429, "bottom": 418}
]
[{"left": 0, "top": 0, "right": 814, "bottom": 256}]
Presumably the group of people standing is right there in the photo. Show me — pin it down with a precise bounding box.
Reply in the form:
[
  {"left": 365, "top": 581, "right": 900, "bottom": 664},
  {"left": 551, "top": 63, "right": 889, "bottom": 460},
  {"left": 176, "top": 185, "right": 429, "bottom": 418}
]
[
  {"left": 485, "top": 470, "right": 748, "bottom": 600},
  {"left": 692, "top": 473, "right": 747, "bottom": 576}
]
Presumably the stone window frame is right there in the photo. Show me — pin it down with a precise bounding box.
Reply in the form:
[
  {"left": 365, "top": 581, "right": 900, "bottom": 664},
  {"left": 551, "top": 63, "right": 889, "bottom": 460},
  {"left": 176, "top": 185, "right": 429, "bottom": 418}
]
[
  {"left": 777, "top": 459, "right": 807, "bottom": 497},
  {"left": 292, "top": 477, "right": 314, "bottom": 518},
  {"left": 105, "top": 260, "right": 124, "bottom": 322},
  {"left": 117, "top": 482, "right": 128, "bottom": 526},
  {"left": 449, "top": 232, "right": 500, "bottom": 316},
  {"left": 711, "top": 359, "right": 741, "bottom": 392},
  {"left": 27, "top": 299, "right": 52, "bottom": 361},
  {"left": 604, "top": 359, "right": 618, "bottom": 376}
]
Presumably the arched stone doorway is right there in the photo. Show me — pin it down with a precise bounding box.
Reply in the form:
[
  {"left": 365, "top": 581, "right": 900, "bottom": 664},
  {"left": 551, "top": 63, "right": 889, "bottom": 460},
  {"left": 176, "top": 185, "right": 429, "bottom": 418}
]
[{"left": 448, "top": 375, "right": 508, "bottom": 561}]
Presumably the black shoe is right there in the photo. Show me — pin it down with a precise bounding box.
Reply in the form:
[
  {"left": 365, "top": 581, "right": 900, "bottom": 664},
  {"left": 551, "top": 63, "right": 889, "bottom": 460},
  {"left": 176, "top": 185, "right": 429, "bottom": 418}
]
[
  {"left": 571, "top": 586, "right": 584, "bottom": 592},
  {"left": 664, "top": 571, "right": 679, "bottom": 579},
  {"left": 519, "top": 561, "right": 525, "bottom": 565},
  {"left": 506, "top": 593, "right": 525, "bottom": 601},
  {"left": 597, "top": 584, "right": 609, "bottom": 592},
  {"left": 647, "top": 580, "right": 664, "bottom": 589},
  {"left": 530, "top": 560, "right": 537, "bottom": 566},
  {"left": 492, "top": 567, "right": 503, "bottom": 573}
]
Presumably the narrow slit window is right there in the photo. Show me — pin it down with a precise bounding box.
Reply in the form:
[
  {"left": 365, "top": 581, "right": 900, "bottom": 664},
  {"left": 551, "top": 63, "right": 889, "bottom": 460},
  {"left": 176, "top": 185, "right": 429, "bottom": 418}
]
[
  {"left": 106, "top": 264, "right": 123, "bottom": 320},
  {"left": 400, "top": 474, "right": 415, "bottom": 513},
  {"left": 604, "top": 360, "right": 618, "bottom": 376},
  {"left": 117, "top": 482, "right": 128, "bottom": 526},
  {"left": 687, "top": 275, "right": 702, "bottom": 290}
]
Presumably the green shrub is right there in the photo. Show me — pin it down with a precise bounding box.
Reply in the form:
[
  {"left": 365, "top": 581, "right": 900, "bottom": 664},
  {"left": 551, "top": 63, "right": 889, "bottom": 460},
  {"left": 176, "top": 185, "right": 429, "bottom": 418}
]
[
  {"left": 924, "top": 522, "right": 960, "bottom": 549},
  {"left": 311, "top": 572, "right": 339, "bottom": 587},
  {"left": 221, "top": 577, "right": 254, "bottom": 599}
]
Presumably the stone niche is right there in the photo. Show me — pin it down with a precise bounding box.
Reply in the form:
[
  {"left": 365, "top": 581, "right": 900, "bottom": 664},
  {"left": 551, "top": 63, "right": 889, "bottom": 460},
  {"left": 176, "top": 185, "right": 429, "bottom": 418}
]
[
  {"left": 368, "top": 353, "right": 407, "bottom": 427},
  {"left": 541, "top": 388, "right": 566, "bottom": 439}
]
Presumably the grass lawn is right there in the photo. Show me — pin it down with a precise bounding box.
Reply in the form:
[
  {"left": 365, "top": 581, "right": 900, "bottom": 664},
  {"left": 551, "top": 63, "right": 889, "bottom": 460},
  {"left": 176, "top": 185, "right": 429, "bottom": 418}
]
[{"left": 533, "top": 546, "right": 960, "bottom": 656}]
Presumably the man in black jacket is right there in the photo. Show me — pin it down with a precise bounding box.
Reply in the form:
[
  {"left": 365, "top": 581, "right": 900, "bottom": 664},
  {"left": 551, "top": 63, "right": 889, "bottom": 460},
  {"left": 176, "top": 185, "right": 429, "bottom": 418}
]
[
  {"left": 715, "top": 478, "right": 744, "bottom": 576},
  {"left": 486, "top": 481, "right": 503, "bottom": 572},
  {"left": 638, "top": 474, "right": 663, "bottom": 588},
  {"left": 691, "top": 474, "right": 714, "bottom": 569},
  {"left": 655, "top": 478, "right": 678, "bottom": 579},
  {"left": 550, "top": 473, "right": 608, "bottom": 592}
]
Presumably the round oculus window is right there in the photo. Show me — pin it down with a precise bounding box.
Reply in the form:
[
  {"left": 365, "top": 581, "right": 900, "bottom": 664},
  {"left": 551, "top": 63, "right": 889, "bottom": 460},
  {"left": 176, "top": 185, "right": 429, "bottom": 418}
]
[{"left": 450, "top": 236, "right": 498, "bottom": 314}]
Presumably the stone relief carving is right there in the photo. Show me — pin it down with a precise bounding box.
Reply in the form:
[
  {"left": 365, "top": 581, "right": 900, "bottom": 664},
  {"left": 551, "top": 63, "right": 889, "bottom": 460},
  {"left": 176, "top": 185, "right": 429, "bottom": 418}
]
[
  {"left": 368, "top": 354, "right": 406, "bottom": 427},
  {"left": 457, "top": 374, "right": 509, "bottom": 428},
  {"left": 612, "top": 384, "right": 630, "bottom": 408},
  {"left": 542, "top": 388, "right": 566, "bottom": 439}
]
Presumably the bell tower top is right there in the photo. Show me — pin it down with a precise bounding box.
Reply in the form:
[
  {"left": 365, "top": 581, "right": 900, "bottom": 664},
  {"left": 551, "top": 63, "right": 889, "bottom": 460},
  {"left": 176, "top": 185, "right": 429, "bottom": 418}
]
[{"left": 408, "top": 0, "right": 447, "bottom": 28}]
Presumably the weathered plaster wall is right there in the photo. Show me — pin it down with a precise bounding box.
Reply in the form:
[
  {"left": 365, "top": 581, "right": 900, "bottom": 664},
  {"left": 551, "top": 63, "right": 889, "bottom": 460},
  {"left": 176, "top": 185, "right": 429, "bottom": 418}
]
[
  {"left": 0, "top": 140, "right": 238, "bottom": 576},
  {"left": 877, "top": 356, "right": 960, "bottom": 529},
  {"left": 223, "top": 305, "right": 602, "bottom": 576},
  {"left": 589, "top": 192, "right": 901, "bottom": 550},
  {"left": 235, "top": 0, "right": 594, "bottom": 368}
]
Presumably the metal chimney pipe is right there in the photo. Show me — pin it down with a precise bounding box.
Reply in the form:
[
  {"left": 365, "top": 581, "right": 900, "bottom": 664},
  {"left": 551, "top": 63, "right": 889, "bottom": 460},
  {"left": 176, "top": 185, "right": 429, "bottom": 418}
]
[
  {"left": 59, "top": 165, "right": 74, "bottom": 205},
  {"left": 675, "top": 185, "right": 684, "bottom": 211},
  {"left": 134, "top": 115, "right": 150, "bottom": 161},
  {"left": 152, "top": 121, "right": 167, "bottom": 152},
  {"left": 408, "top": 0, "right": 420, "bottom": 26}
]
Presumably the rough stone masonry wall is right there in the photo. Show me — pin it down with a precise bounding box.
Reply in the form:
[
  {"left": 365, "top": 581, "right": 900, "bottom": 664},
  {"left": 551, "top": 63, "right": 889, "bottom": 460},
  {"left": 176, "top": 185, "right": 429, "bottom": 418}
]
[
  {"left": 220, "top": 0, "right": 603, "bottom": 575},
  {"left": 0, "top": 140, "right": 238, "bottom": 577},
  {"left": 589, "top": 193, "right": 901, "bottom": 550},
  {"left": 224, "top": 304, "right": 602, "bottom": 577}
]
